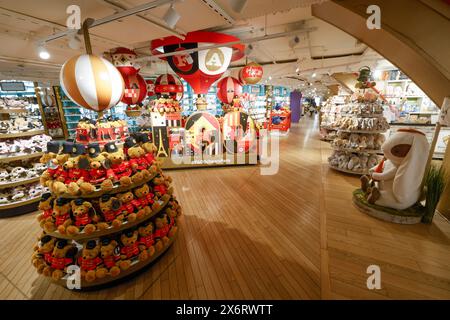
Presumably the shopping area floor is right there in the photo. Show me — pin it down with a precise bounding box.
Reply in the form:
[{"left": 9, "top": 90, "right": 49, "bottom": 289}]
[{"left": 1, "top": 116, "right": 449, "bottom": 299}]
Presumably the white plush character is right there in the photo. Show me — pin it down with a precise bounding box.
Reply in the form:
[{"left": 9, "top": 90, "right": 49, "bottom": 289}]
[{"left": 366, "top": 129, "right": 430, "bottom": 210}]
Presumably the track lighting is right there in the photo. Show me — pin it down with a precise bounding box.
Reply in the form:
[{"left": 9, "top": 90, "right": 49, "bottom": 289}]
[
  {"left": 37, "top": 44, "right": 50, "bottom": 60},
  {"left": 288, "top": 35, "right": 300, "bottom": 48},
  {"left": 312, "top": 72, "right": 316, "bottom": 78},
  {"left": 245, "top": 44, "right": 253, "bottom": 56},
  {"left": 68, "top": 33, "right": 82, "bottom": 50},
  {"left": 229, "top": 0, "right": 248, "bottom": 13},
  {"left": 295, "top": 66, "right": 300, "bottom": 73},
  {"left": 163, "top": 4, "right": 181, "bottom": 29}
]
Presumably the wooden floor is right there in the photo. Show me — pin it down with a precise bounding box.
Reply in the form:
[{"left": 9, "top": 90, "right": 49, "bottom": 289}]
[{"left": 1, "top": 116, "right": 449, "bottom": 299}]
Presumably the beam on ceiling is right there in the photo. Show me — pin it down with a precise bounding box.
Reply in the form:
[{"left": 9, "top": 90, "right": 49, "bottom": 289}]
[{"left": 199, "top": 0, "right": 236, "bottom": 25}]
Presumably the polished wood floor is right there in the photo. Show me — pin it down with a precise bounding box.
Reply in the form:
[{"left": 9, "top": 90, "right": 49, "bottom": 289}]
[{"left": 1, "top": 117, "right": 449, "bottom": 299}]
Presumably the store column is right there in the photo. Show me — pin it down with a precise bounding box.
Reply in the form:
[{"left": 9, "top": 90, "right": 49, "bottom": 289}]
[{"left": 290, "top": 91, "right": 302, "bottom": 123}]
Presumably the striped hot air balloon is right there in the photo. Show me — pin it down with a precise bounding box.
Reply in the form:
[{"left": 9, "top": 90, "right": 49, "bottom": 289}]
[
  {"left": 155, "top": 74, "right": 184, "bottom": 101},
  {"left": 216, "top": 76, "right": 242, "bottom": 104},
  {"left": 121, "top": 72, "right": 147, "bottom": 105},
  {"left": 60, "top": 54, "right": 124, "bottom": 112}
]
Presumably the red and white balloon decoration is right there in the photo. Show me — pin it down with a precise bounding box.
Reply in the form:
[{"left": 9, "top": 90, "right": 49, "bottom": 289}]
[
  {"left": 146, "top": 79, "right": 155, "bottom": 97},
  {"left": 240, "top": 62, "right": 263, "bottom": 84},
  {"left": 60, "top": 54, "right": 124, "bottom": 112},
  {"left": 155, "top": 74, "right": 184, "bottom": 101},
  {"left": 121, "top": 73, "right": 147, "bottom": 105},
  {"left": 111, "top": 47, "right": 139, "bottom": 76},
  {"left": 216, "top": 76, "right": 242, "bottom": 104}
]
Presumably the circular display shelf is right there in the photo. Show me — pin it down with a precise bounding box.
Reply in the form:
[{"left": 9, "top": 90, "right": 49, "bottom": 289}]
[
  {"left": 46, "top": 197, "right": 170, "bottom": 242},
  {"left": 0, "top": 130, "right": 45, "bottom": 139},
  {"left": 57, "top": 233, "right": 177, "bottom": 289},
  {"left": 337, "top": 129, "right": 387, "bottom": 134},
  {"left": 58, "top": 172, "right": 158, "bottom": 199},
  {"left": 0, "top": 196, "right": 40, "bottom": 210},
  {"left": 0, "top": 152, "right": 44, "bottom": 163},
  {"left": 0, "top": 177, "right": 40, "bottom": 189},
  {"left": 340, "top": 113, "right": 384, "bottom": 118},
  {"left": 329, "top": 165, "right": 369, "bottom": 175},
  {"left": 320, "top": 126, "right": 337, "bottom": 131},
  {"left": 331, "top": 146, "right": 382, "bottom": 154},
  {"left": 0, "top": 108, "right": 28, "bottom": 114},
  {"left": 353, "top": 189, "right": 424, "bottom": 224}
]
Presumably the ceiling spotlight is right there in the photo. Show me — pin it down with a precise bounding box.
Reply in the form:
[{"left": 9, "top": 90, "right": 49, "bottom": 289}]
[
  {"left": 245, "top": 44, "right": 254, "bottom": 56},
  {"left": 269, "top": 76, "right": 272, "bottom": 80},
  {"left": 295, "top": 66, "right": 300, "bottom": 73},
  {"left": 229, "top": 0, "right": 248, "bottom": 13},
  {"left": 289, "top": 35, "right": 300, "bottom": 48},
  {"left": 163, "top": 5, "right": 180, "bottom": 29},
  {"left": 312, "top": 72, "right": 317, "bottom": 78},
  {"left": 37, "top": 44, "right": 50, "bottom": 60}
]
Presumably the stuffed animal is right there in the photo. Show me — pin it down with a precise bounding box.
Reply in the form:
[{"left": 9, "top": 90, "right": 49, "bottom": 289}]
[
  {"left": 96, "top": 238, "right": 121, "bottom": 278},
  {"left": 135, "top": 133, "right": 158, "bottom": 172},
  {"left": 361, "top": 129, "right": 429, "bottom": 210},
  {"left": 359, "top": 155, "right": 369, "bottom": 171},
  {"left": 99, "top": 194, "right": 124, "bottom": 228},
  {"left": 123, "top": 137, "right": 149, "bottom": 183},
  {"left": 358, "top": 135, "right": 368, "bottom": 150},
  {"left": 166, "top": 206, "right": 178, "bottom": 238},
  {"left": 42, "top": 239, "right": 78, "bottom": 280},
  {"left": 347, "top": 155, "right": 361, "bottom": 171},
  {"left": 348, "top": 133, "right": 360, "bottom": 149},
  {"left": 119, "top": 230, "right": 140, "bottom": 269},
  {"left": 117, "top": 192, "right": 137, "bottom": 222},
  {"left": 374, "top": 134, "right": 386, "bottom": 149},
  {"left": 66, "top": 199, "right": 106, "bottom": 235},
  {"left": 32, "top": 234, "right": 56, "bottom": 274},
  {"left": 104, "top": 142, "right": 132, "bottom": 187},
  {"left": 153, "top": 175, "right": 173, "bottom": 202},
  {"left": 338, "top": 154, "right": 350, "bottom": 170},
  {"left": 37, "top": 192, "right": 54, "bottom": 228},
  {"left": 77, "top": 240, "right": 102, "bottom": 282},
  {"left": 366, "top": 134, "right": 375, "bottom": 150},
  {"left": 367, "top": 154, "right": 379, "bottom": 169},
  {"left": 44, "top": 197, "right": 72, "bottom": 234},
  {"left": 86, "top": 143, "right": 114, "bottom": 192},
  {"left": 137, "top": 221, "right": 155, "bottom": 259},
  {"left": 154, "top": 214, "right": 170, "bottom": 250},
  {"left": 132, "top": 184, "right": 153, "bottom": 218}
]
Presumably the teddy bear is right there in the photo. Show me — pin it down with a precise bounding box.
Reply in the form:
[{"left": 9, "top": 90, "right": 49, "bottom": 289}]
[
  {"left": 153, "top": 214, "right": 170, "bottom": 251},
  {"left": 119, "top": 230, "right": 141, "bottom": 269},
  {"left": 359, "top": 155, "right": 369, "bottom": 171},
  {"left": 60, "top": 144, "right": 93, "bottom": 196},
  {"left": 348, "top": 133, "right": 360, "bottom": 149},
  {"left": 32, "top": 234, "right": 56, "bottom": 274},
  {"left": 103, "top": 142, "right": 132, "bottom": 187},
  {"left": 374, "top": 134, "right": 386, "bottom": 149},
  {"left": 366, "top": 134, "right": 375, "bottom": 150},
  {"left": 39, "top": 141, "right": 61, "bottom": 165},
  {"left": 85, "top": 143, "right": 113, "bottom": 192},
  {"left": 99, "top": 194, "right": 124, "bottom": 228},
  {"left": 337, "top": 154, "right": 350, "bottom": 170},
  {"left": 347, "top": 155, "right": 361, "bottom": 171},
  {"left": 367, "top": 154, "right": 379, "bottom": 169},
  {"left": 358, "top": 135, "right": 368, "bottom": 150},
  {"left": 44, "top": 197, "right": 72, "bottom": 234},
  {"left": 165, "top": 207, "right": 178, "bottom": 238},
  {"left": 77, "top": 240, "right": 103, "bottom": 282},
  {"left": 96, "top": 238, "right": 121, "bottom": 278},
  {"left": 137, "top": 221, "right": 156, "bottom": 259},
  {"left": 132, "top": 184, "right": 154, "bottom": 219},
  {"left": 123, "top": 137, "right": 149, "bottom": 183},
  {"left": 135, "top": 133, "right": 158, "bottom": 172},
  {"left": 66, "top": 199, "right": 106, "bottom": 235},
  {"left": 42, "top": 239, "right": 78, "bottom": 281},
  {"left": 117, "top": 191, "right": 137, "bottom": 222},
  {"left": 153, "top": 175, "right": 173, "bottom": 202},
  {"left": 37, "top": 192, "right": 54, "bottom": 228}
]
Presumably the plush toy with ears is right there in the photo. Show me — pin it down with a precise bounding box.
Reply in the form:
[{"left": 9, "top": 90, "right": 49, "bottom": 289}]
[{"left": 361, "top": 129, "right": 429, "bottom": 210}]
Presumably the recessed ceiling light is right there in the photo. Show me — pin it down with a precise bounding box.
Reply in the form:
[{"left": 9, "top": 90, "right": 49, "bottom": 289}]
[
  {"left": 37, "top": 45, "right": 50, "bottom": 60},
  {"left": 312, "top": 72, "right": 316, "bottom": 78}
]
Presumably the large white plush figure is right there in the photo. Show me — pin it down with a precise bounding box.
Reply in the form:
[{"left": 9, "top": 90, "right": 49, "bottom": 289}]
[{"left": 363, "top": 129, "right": 430, "bottom": 210}]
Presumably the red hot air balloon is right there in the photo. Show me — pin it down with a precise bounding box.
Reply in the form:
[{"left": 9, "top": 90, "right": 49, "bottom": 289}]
[
  {"left": 146, "top": 79, "right": 155, "bottom": 97},
  {"left": 111, "top": 47, "right": 139, "bottom": 76},
  {"left": 121, "top": 73, "right": 147, "bottom": 105},
  {"left": 155, "top": 74, "right": 184, "bottom": 100},
  {"left": 217, "top": 77, "right": 242, "bottom": 104},
  {"left": 151, "top": 31, "right": 245, "bottom": 94}
]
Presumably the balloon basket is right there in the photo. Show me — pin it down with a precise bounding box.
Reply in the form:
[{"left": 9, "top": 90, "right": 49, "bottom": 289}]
[{"left": 125, "top": 110, "right": 142, "bottom": 117}]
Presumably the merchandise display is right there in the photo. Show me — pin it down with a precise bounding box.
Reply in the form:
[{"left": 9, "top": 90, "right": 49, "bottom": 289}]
[
  {"left": 328, "top": 93, "right": 388, "bottom": 175},
  {"left": 32, "top": 134, "right": 182, "bottom": 286},
  {"left": 34, "top": 85, "right": 66, "bottom": 139}
]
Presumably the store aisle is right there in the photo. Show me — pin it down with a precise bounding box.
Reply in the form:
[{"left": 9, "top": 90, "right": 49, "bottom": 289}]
[{"left": 0, "top": 117, "right": 449, "bottom": 299}]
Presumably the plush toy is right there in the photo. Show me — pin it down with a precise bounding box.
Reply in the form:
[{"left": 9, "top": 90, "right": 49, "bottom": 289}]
[
  {"left": 367, "top": 154, "right": 378, "bottom": 169},
  {"left": 99, "top": 194, "right": 124, "bottom": 228},
  {"left": 135, "top": 133, "right": 158, "bottom": 172},
  {"left": 154, "top": 214, "right": 170, "bottom": 250},
  {"left": 124, "top": 137, "right": 150, "bottom": 183},
  {"left": 117, "top": 191, "right": 137, "bottom": 222},
  {"left": 359, "top": 155, "right": 369, "bottom": 171},
  {"left": 338, "top": 154, "right": 350, "bottom": 170},
  {"left": 60, "top": 143, "right": 92, "bottom": 196},
  {"left": 166, "top": 206, "right": 178, "bottom": 238},
  {"left": 137, "top": 221, "right": 155, "bottom": 259},
  {"left": 361, "top": 129, "right": 429, "bottom": 210},
  {"left": 132, "top": 184, "right": 153, "bottom": 218},
  {"left": 374, "top": 134, "right": 386, "bottom": 149},
  {"left": 119, "top": 230, "right": 140, "bottom": 269},
  {"left": 358, "top": 135, "right": 367, "bottom": 150},
  {"left": 96, "top": 238, "right": 121, "bottom": 278},
  {"left": 66, "top": 199, "right": 106, "bottom": 235},
  {"left": 37, "top": 192, "right": 54, "bottom": 228},
  {"left": 366, "top": 134, "right": 375, "bottom": 150},
  {"left": 82, "top": 142, "right": 114, "bottom": 193},
  {"left": 44, "top": 197, "right": 72, "bottom": 234},
  {"left": 32, "top": 234, "right": 56, "bottom": 274},
  {"left": 348, "top": 133, "right": 360, "bottom": 149},
  {"left": 104, "top": 142, "right": 132, "bottom": 187},
  {"left": 347, "top": 155, "right": 361, "bottom": 171},
  {"left": 42, "top": 239, "right": 78, "bottom": 280},
  {"left": 77, "top": 240, "right": 102, "bottom": 282},
  {"left": 153, "top": 175, "right": 173, "bottom": 201}
]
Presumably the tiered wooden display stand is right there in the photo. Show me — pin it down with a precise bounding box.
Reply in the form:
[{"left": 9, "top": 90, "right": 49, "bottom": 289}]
[
  {"left": 328, "top": 106, "right": 388, "bottom": 175},
  {"left": 0, "top": 108, "right": 46, "bottom": 217}
]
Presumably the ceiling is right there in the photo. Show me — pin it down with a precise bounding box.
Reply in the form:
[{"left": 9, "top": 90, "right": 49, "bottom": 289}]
[{"left": 0, "top": 0, "right": 388, "bottom": 96}]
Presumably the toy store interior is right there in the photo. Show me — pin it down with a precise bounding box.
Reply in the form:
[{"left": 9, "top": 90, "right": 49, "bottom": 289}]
[{"left": 0, "top": 0, "right": 449, "bottom": 302}]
